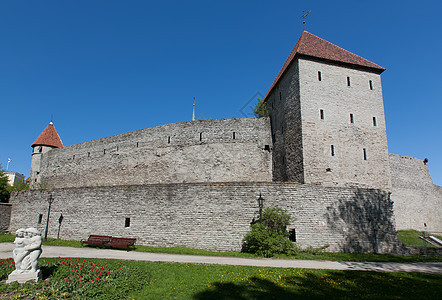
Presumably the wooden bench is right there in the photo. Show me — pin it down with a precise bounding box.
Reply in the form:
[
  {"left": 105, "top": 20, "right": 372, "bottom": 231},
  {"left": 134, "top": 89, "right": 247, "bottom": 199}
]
[
  {"left": 104, "top": 237, "right": 136, "bottom": 251},
  {"left": 81, "top": 235, "right": 112, "bottom": 248}
]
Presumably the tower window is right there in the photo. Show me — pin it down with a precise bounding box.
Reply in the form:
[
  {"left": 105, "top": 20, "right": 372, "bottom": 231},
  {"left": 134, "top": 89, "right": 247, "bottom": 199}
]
[
  {"left": 350, "top": 114, "right": 354, "bottom": 124},
  {"left": 372, "top": 117, "right": 377, "bottom": 127},
  {"left": 347, "top": 77, "right": 351, "bottom": 87},
  {"left": 38, "top": 214, "right": 43, "bottom": 225},
  {"left": 331, "top": 145, "right": 335, "bottom": 156},
  {"left": 369, "top": 80, "right": 373, "bottom": 90},
  {"left": 320, "top": 109, "right": 324, "bottom": 120},
  {"left": 125, "top": 218, "right": 130, "bottom": 228},
  {"left": 233, "top": 132, "right": 236, "bottom": 139},
  {"left": 38, "top": 146, "right": 42, "bottom": 153},
  {"left": 318, "top": 71, "right": 322, "bottom": 81},
  {"left": 200, "top": 132, "right": 203, "bottom": 141},
  {"left": 363, "top": 148, "right": 367, "bottom": 160}
]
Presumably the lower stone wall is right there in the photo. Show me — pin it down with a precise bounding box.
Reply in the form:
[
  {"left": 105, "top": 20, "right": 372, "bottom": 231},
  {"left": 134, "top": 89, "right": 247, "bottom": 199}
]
[
  {"left": 9, "top": 183, "right": 402, "bottom": 253},
  {"left": 0, "top": 203, "right": 12, "bottom": 232}
]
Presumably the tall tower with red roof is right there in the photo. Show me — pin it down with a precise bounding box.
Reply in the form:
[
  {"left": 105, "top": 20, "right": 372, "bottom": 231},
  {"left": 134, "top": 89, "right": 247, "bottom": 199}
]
[
  {"left": 30, "top": 122, "right": 63, "bottom": 185},
  {"left": 264, "top": 31, "right": 391, "bottom": 191}
]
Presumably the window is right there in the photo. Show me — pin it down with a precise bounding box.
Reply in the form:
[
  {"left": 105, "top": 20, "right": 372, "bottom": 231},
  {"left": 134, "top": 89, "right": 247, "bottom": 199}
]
[
  {"left": 88, "top": 152, "right": 90, "bottom": 157},
  {"left": 372, "top": 117, "right": 377, "bottom": 127},
  {"left": 168, "top": 136, "right": 171, "bottom": 144},
  {"left": 264, "top": 145, "right": 270, "bottom": 152},
  {"left": 350, "top": 113, "right": 354, "bottom": 124},
  {"left": 363, "top": 148, "right": 367, "bottom": 160},
  {"left": 369, "top": 80, "right": 373, "bottom": 90},
  {"left": 38, "top": 146, "right": 42, "bottom": 153},
  {"left": 289, "top": 229, "right": 296, "bottom": 242},
  {"left": 199, "top": 133, "right": 203, "bottom": 141},
  {"left": 331, "top": 145, "right": 335, "bottom": 156},
  {"left": 318, "top": 71, "right": 322, "bottom": 81},
  {"left": 347, "top": 77, "right": 351, "bottom": 87},
  {"left": 281, "top": 126, "right": 284, "bottom": 134},
  {"left": 136, "top": 142, "right": 139, "bottom": 148},
  {"left": 232, "top": 132, "right": 236, "bottom": 139},
  {"left": 103, "top": 149, "right": 106, "bottom": 154},
  {"left": 125, "top": 218, "right": 130, "bottom": 228},
  {"left": 38, "top": 214, "right": 43, "bottom": 225},
  {"left": 279, "top": 92, "right": 282, "bottom": 101},
  {"left": 320, "top": 109, "right": 324, "bottom": 120},
  {"left": 72, "top": 155, "right": 75, "bottom": 160}
]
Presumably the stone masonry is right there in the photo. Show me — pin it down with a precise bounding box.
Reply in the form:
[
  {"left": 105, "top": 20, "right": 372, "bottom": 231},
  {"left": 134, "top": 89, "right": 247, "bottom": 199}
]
[
  {"left": 37, "top": 118, "right": 272, "bottom": 188},
  {"left": 9, "top": 183, "right": 401, "bottom": 253}
]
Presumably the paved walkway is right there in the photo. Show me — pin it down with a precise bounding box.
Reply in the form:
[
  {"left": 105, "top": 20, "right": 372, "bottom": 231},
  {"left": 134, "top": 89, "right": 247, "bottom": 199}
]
[{"left": 1, "top": 243, "right": 441, "bottom": 274}]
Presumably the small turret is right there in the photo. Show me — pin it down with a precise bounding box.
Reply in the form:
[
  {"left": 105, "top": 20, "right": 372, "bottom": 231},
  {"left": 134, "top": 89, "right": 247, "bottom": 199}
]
[{"left": 30, "top": 122, "right": 63, "bottom": 186}]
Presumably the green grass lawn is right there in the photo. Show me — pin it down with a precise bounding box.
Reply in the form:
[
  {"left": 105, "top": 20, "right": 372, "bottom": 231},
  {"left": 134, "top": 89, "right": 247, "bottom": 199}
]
[
  {"left": 1, "top": 232, "right": 441, "bottom": 263},
  {"left": 397, "top": 230, "right": 442, "bottom": 247},
  {"left": 1, "top": 258, "right": 441, "bottom": 299}
]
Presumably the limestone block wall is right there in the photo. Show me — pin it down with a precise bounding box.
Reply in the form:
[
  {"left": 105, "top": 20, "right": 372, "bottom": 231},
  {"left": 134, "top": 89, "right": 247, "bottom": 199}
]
[
  {"left": 37, "top": 118, "right": 272, "bottom": 189},
  {"left": 0, "top": 203, "right": 12, "bottom": 232},
  {"left": 267, "top": 59, "right": 304, "bottom": 183},
  {"left": 9, "top": 183, "right": 401, "bottom": 253},
  {"left": 298, "top": 58, "right": 391, "bottom": 191},
  {"left": 389, "top": 154, "right": 442, "bottom": 232}
]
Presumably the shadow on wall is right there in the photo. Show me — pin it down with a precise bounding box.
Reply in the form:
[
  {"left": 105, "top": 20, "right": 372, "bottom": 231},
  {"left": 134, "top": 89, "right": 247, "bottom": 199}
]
[{"left": 326, "top": 188, "right": 404, "bottom": 253}]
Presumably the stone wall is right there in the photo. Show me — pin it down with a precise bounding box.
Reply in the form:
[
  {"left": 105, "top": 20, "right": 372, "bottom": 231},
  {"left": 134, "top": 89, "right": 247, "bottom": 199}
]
[
  {"left": 298, "top": 58, "right": 391, "bottom": 191},
  {"left": 37, "top": 118, "right": 273, "bottom": 189},
  {"left": 9, "top": 183, "right": 401, "bottom": 253},
  {"left": 0, "top": 203, "right": 12, "bottom": 232},
  {"left": 389, "top": 154, "right": 442, "bottom": 232},
  {"left": 267, "top": 57, "right": 391, "bottom": 191}
]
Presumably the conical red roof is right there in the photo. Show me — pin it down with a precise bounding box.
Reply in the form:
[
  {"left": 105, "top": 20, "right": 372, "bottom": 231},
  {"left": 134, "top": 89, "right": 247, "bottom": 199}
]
[
  {"left": 264, "top": 31, "right": 385, "bottom": 101},
  {"left": 31, "top": 122, "right": 63, "bottom": 148}
]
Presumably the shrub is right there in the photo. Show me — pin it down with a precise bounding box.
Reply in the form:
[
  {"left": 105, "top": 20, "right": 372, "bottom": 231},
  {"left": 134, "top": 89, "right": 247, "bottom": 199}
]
[{"left": 242, "top": 207, "right": 297, "bottom": 257}]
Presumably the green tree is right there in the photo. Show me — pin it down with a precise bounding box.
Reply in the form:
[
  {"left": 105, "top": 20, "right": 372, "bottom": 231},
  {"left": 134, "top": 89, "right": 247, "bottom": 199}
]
[
  {"left": 253, "top": 97, "right": 269, "bottom": 118},
  {"left": 0, "top": 165, "right": 10, "bottom": 203},
  {"left": 242, "top": 207, "right": 296, "bottom": 257}
]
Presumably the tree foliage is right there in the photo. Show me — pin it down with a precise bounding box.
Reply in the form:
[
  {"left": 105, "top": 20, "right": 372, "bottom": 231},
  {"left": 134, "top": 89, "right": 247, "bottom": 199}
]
[
  {"left": 0, "top": 166, "right": 10, "bottom": 203},
  {"left": 253, "top": 97, "right": 269, "bottom": 118},
  {"left": 242, "top": 207, "right": 297, "bottom": 257}
]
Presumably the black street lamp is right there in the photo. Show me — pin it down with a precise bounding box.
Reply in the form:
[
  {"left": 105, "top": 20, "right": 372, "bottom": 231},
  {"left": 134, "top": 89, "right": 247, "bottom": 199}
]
[
  {"left": 257, "top": 193, "right": 264, "bottom": 223},
  {"left": 44, "top": 193, "right": 54, "bottom": 242}
]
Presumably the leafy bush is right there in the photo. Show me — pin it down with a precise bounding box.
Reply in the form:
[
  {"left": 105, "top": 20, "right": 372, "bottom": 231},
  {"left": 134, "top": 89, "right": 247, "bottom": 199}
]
[{"left": 242, "top": 207, "right": 297, "bottom": 257}]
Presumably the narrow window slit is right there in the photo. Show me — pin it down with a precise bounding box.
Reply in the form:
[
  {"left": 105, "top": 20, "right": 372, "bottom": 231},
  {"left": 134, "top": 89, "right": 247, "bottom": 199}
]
[
  {"left": 363, "top": 148, "right": 367, "bottom": 160},
  {"left": 318, "top": 71, "right": 322, "bottom": 81},
  {"left": 125, "top": 218, "right": 130, "bottom": 228},
  {"left": 233, "top": 132, "right": 236, "bottom": 139},
  {"left": 331, "top": 145, "right": 335, "bottom": 156},
  {"left": 347, "top": 77, "right": 351, "bottom": 87},
  {"left": 373, "top": 117, "right": 377, "bottom": 127},
  {"left": 369, "top": 80, "right": 373, "bottom": 90},
  {"left": 350, "top": 113, "right": 354, "bottom": 124},
  {"left": 320, "top": 109, "right": 324, "bottom": 120}
]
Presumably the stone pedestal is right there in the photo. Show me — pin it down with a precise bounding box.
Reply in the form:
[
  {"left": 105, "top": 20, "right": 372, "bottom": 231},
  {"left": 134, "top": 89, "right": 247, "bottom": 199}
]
[{"left": 6, "top": 270, "right": 42, "bottom": 284}]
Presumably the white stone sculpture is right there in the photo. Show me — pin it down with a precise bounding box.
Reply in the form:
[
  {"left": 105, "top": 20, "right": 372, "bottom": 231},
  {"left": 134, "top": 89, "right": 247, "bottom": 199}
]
[{"left": 6, "top": 227, "right": 43, "bottom": 283}]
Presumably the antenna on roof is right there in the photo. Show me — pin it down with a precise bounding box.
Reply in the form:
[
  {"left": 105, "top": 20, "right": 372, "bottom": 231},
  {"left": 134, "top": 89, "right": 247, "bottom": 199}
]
[
  {"left": 192, "top": 97, "right": 196, "bottom": 121},
  {"left": 301, "top": 10, "right": 311, "bottom": 30}
]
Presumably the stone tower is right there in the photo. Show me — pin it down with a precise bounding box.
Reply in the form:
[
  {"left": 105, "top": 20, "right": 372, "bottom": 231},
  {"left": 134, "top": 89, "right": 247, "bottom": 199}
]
[
  {"left": 265, "top": 31, "right": 392, "bottom": 191},
  {"left": 30, "top": 122, "right": 63, "bottom": 186}
]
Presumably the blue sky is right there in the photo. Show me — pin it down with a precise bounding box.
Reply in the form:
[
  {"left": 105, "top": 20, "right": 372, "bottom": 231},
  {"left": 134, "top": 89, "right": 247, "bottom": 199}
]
[{"left": 1, "top": 0, "right": 441, "bottom": 186}]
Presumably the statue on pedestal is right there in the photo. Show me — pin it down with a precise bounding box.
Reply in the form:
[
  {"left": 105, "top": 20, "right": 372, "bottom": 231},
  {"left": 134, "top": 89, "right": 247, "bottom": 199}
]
[{"left": 6, "top": 227, "right": 43, "bottom": 284}]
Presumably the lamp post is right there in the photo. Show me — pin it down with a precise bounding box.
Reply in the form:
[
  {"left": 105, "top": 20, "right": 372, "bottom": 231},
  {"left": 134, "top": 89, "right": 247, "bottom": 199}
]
[
  {"left": 257, "top": 193, "right": 264, "bottom": 223},
  {"left": 44, "top": 193, "right": 54, "bottom": 242}
]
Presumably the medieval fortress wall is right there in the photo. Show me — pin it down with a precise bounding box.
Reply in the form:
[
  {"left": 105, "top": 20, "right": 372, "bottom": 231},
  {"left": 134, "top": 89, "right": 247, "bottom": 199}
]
[
  {"left": 6, "top": 32, "right": 441, "bottom": 252},
  {"left": 389, "top": 154, "right": 442, "bottom": 232},
  {"left": 38, "top": 118, "right": 273, "bottom": 188},
  {"left": 9, "top": 183, "right": 400, "bottom": 253}
]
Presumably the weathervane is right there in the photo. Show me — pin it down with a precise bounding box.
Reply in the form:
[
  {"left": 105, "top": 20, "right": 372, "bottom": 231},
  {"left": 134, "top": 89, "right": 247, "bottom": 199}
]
[{"left": 301, "top": 10, "right": 311, "bottom": 30}]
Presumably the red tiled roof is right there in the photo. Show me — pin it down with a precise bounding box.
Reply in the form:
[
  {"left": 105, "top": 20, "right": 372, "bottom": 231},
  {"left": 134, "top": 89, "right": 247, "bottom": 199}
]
[
  {"left": 31, "top": 122, "right": 64, "bottom": 148},
  {"left": 263, "top": 31, "right": 385, "bottom": 101}
]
